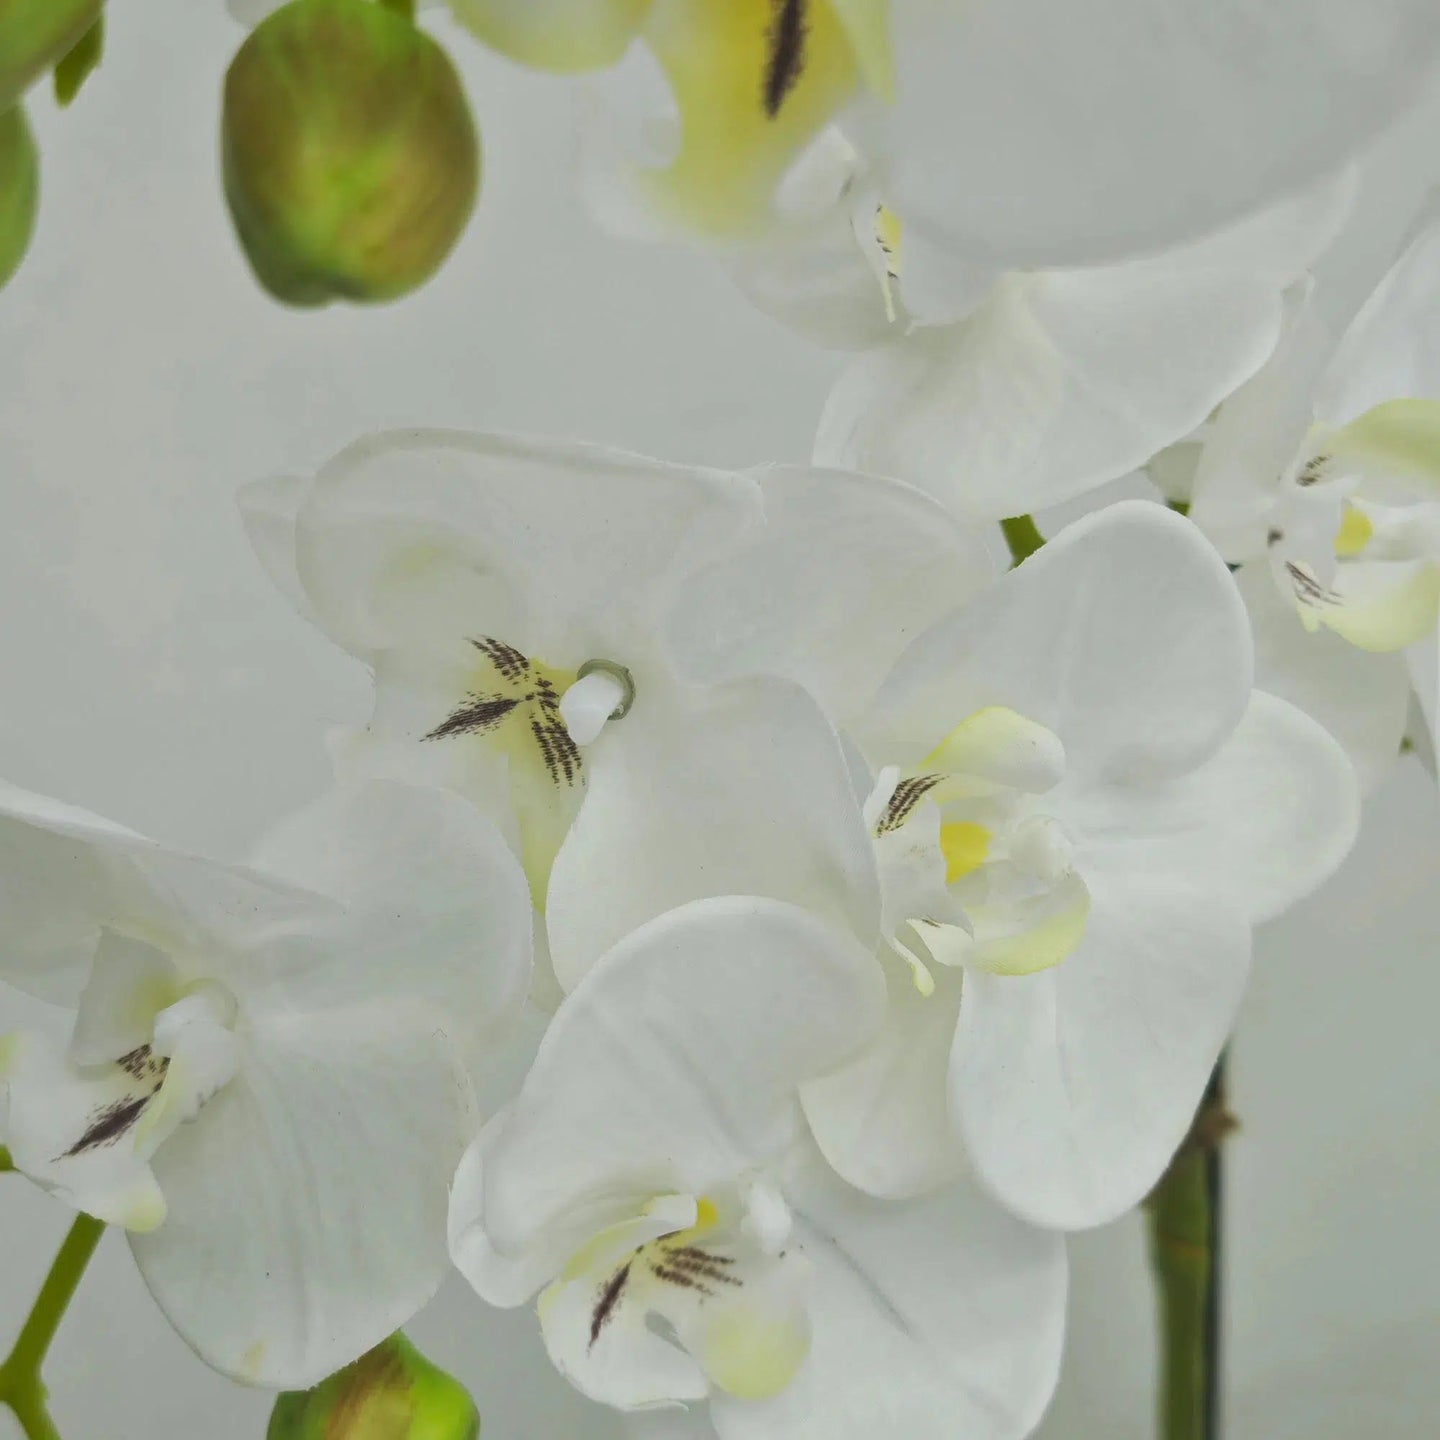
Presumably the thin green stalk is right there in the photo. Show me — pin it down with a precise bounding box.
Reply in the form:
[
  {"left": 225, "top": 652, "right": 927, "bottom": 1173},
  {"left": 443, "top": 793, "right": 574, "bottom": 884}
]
[
  {"left": 0, "top": 1145, "right": 13, "bottom": 1173},
  {"left": 1146, "top": 1062, "right": 1229, "bottom": 1440},
  {"left": 1000, "top": 513, "right": 1045, "bottom": 567},
  {"left": 0, "top": 1212, "right": 106, "bottom": 1440}
]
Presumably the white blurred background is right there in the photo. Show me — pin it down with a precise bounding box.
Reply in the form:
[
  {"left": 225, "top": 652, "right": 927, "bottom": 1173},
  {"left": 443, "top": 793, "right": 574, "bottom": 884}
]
[{"left": 0, "top": 5, "right": 1437, "bottom": 1435}]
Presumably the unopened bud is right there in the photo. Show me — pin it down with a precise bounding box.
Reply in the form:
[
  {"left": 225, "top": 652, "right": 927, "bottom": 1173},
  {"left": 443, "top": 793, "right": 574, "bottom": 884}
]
[
  {"left": 267, "top": 1333, "right": 480, "bottom": 1439},
  {"left": 0, "top": 0, "right": 102, "bottom": 108},
  {"left": 222, "top": 0, "right": 480, "bottom": 306},
  {"left": 0, "top": 104, "right": 38, "bottom": 292}
]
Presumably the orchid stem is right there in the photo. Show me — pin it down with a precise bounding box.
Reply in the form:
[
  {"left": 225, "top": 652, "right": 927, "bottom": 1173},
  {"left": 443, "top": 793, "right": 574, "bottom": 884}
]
[
  {"left": 0, "top": 1212, "right": 105, "bottom": 1440},
  {"left": 1146, "top": 1059, "right": 1228, "bottom": 1440},
  {"left": 1001, "top": 514, "right": 1045, "bottom": 566}
]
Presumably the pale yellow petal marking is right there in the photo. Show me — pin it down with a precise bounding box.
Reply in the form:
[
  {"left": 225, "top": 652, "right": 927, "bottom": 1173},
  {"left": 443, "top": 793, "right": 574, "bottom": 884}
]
[
  {"left": 1325, "top": 398, "right": 1440, "bottom": 490},
  {"left": 923, "top": 705, "right": 1067, "bottom": 793},
  {"left": 1296, "top": 559, "right": 1440, "bottom": 651},
  {"left": 639, "top": 0, "right": 869, "bottom": 235},
  {"left": 967, "top": 876, "right": 1092, "bottom": 978},
  {"left": 701, "top": 1299, "right": 809, "bottom": 1400}
]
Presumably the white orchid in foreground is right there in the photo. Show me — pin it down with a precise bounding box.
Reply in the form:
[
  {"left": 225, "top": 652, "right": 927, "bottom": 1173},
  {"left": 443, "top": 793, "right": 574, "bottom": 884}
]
[
  {"left": 0, "top": 778, "right": 531, "bottom": 1386},
  {"left": 241, "top": 431, "right": 770, "bottom": 915},
  {"left": 829, "top": 502, "right": 1359, "bottom": 1228},
  {"left": 1181, "top": 213, "right": 1440, "bottom": 788},
  {"left": 242, "top": 436, "right": 991, "bottom": 994},
  {"left": 450, "top": 896, "right": 1067, "bottom": 1438},
  {"left": 552, "top": 496, "right": 1359, "bottom": 1230},
  {"left": 718, "top": 129, "right": 1352, "bottom": 525}
]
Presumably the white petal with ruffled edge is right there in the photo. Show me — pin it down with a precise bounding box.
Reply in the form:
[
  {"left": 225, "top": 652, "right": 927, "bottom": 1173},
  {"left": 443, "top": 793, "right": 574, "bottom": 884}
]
[
  {"left": 1063, "top": 690, "right": 1359, "bottom": 926},
  {"left": 709, "top": 1148, "right": 1067, "bottom": 1440},
  {"left": 240, "top": 779, "right": 533, "bottom": 1056},
  {"left": 850, "top": 0, "right": 1439, "bottom": 269},
  {"left": 664, "top": 464, "right": 995, "bottom": 726},
  {"left": 132, "top": 1007, "right": 476, "bottom": 1388},
  {"left": 0, "top": 781, "right": 324, "bottom": 1008},
  {"left": 799, "top": 953, "right": 966, "bottom": 1199},
  {"left": 814, "top": 177, "right": 1349, "bottom": 521},
  {"left": 864, "top": 502, "right": 1251, "bottom": 786},
  {"left": 952, "top": 868, "right": 1251, "bottom": 1230},
  {"left": 283, "top": 429, "right": 757, "bottom": 669},
  {"left": 474, "top": 897, "right": 884, "bottom": 1265},
  {"left": 545, "top": 677, "right": 880, "bottom": 992},
  {"left": 1316, "top": 212, "right": 1440, "bottom": 429}
]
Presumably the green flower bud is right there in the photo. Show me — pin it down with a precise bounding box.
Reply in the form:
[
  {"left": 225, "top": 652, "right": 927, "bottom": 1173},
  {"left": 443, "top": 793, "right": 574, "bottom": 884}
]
[
  {"left": 222, "top": 0, "right": 480, "bottom": 306},
  {"left": 0, "top": 0, "right": 102, "bottom": 110},
  {"left": 0, "top": 104, "right": 38, "bottom": 293},
  {"left": 267, "top": 1334, "right": 480, "bottom": 1440}
]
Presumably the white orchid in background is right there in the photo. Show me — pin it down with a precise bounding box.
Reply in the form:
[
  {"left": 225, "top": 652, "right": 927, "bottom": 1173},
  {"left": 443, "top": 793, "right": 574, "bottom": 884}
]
[
  {"left": 1169, "top": 213, "right": 1440, "bottom": 792},
  {"left": 553, "top": 494, "right": 1360, "bottom": 1231},
  {"left": 449, "top": 896, "right": 1067, "bottom": 1438},
  {"left": 0, "top": 777, "right": 531, "bottom": 1387},
  {"left": 709, "top": 128, "right": 1354, "bottom": 526},
  {"left": 571, "top": 0, "right": 1440, "bottom": 269}
]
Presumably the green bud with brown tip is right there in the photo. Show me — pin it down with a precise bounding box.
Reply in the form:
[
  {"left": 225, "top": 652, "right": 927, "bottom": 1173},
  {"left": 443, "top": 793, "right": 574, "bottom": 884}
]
[
  {"left": 0, "top": 0, "right": 102, "bottom": 109},
  {"left": 0, "top": 104, "right": 38, "bottom": 293},
  {"left": 267, "top": 1334, "right": 480, "bottom": 1440},
  {"left": 222, "top": 0, "right": 480, "bottom": 306}
]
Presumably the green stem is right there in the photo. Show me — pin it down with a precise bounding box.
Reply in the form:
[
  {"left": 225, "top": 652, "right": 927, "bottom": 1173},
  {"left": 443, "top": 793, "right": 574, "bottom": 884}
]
[
  {"left": 0, "top": 1145, "right": 13, "bottom": 1173},
  {"left": 0, "top": 1213, "right": 106, "bottom": 1440},
  {"left": 1146, "top": 1063, "right": 1227, "bottom": 1440},
  {"left": 377, "top": 0, "right": 417, "bottom": 18},
  {"left": 1000, "top": 513, "right": 1045, "bottom": 567}
]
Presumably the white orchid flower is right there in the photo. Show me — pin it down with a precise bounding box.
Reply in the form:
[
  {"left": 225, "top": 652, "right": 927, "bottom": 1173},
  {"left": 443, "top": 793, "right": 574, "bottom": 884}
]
[
  {"left": 820, "top": 502, "right": 1358, "bottom": 1228},
  {"left": 544, "top": 460, "right": 995, "bottom": 989},
  {"left": 0, "top": 777, "right": 531, "bottom": 1387},
  {"left": 551, "top": 496, "right": 1359, "bottom": 1229},
  {"left": 1183, "top": 213, "right": 1440, "bottom": 788},
  {"left": 573, "top": 0, "right": 1438, "bottom": 268},
  {"left": 241, "top": 436, "right": 990, "bottom": 1008},
  {"left": 449, "top": 896, "right": 1067, "bottom": 1437},
  {"left": 695, "top": 125, "right": 1352, "bottom": 523},
  {"left": 240, "top": 431, "right": 774, "bottom": 915},
  {"left": 797, "top": 138, "right": 1355, "bottom": 524}
]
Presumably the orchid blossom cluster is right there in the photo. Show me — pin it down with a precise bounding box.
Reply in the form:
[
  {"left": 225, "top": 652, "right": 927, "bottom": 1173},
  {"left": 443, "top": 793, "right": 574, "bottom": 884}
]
[{"left": 5, "top": 3, "right": 1440, "bottom": 1438}]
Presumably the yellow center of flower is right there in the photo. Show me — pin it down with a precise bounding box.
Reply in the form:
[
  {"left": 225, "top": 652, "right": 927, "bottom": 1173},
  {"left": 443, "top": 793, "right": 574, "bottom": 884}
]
[{"left": 872, "top": 706, "right": 1092, "bottom": 985}]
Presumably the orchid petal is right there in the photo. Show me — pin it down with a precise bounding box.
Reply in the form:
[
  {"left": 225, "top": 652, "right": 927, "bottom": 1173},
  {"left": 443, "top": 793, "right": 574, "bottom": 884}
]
[
  {"left": 476, "top": 896, "right": 883, "bottom": 1265},
  {"left": 665, "top": 464, "right": 995, "bottom": 727},
  {"left": 866, "top": 503, "right": 1251, "bottom": 786},
  {"left": 546, "top": 678, "right": 879, "bottom": 991},
  {"left": 1067, "top": 691, "right": 1358, "bottom": 927},
  {"left": 854, "top": 0, "right": 1440, "bottom": 269},
  {"left": 711, "top": 1150, "right": 1067, "bottom": 1440},
  {"left": 953, "top": 871, "right": 1250, "bottom": 1230},
  {"left": 815, "top": 177, "right": 1349, "bottom": 520}
]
